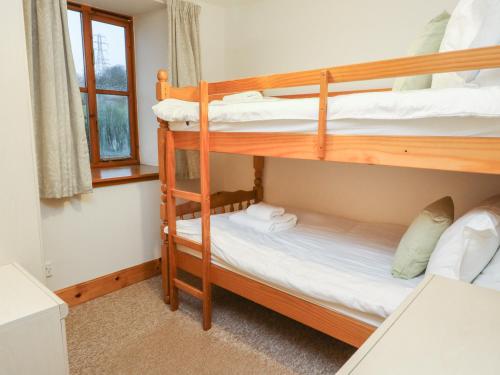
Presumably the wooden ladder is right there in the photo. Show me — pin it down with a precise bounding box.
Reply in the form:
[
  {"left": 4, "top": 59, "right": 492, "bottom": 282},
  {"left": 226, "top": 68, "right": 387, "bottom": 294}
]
[{"left": 165, "top": 80, "right": 212, "bottom": 330}]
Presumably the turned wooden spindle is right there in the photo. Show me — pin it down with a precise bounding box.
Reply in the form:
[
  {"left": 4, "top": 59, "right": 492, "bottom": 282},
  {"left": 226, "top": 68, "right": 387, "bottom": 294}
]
[{"left": 156, "top": 69, "right": 170, "bottom": 101}]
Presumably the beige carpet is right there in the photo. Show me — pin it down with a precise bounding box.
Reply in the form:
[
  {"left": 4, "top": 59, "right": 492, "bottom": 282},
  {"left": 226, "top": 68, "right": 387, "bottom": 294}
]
[{"left": 66, "top": 275, "right": 356, "bottom": 374}]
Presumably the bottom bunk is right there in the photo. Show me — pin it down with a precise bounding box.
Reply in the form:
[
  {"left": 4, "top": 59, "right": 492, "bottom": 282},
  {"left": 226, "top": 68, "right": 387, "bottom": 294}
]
[{"left": 167, "top": 207, "right": 422, "bottom": 347}]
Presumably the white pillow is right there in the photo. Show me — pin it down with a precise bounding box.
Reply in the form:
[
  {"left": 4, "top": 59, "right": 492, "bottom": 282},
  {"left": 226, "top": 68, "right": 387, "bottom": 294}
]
[
  {"left": 393, "top": 11, "right": 450, "bottom": 91},
  {"left": 432, "top": 0, "right": 500, "bottom": 89},
  {"left": 473, "top": 248, "right": 500, "bottom": 291},
  {"left": 426, "top": 195, "right": 500, "bottom": 282}
]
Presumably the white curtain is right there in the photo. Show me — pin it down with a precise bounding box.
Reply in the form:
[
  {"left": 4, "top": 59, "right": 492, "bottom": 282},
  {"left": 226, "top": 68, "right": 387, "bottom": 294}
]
[
  {"left": 166, "top": 0, "right": 202, "bottom": 180},
  {"left": 24, "top": 0, "right": 92, "bottom": 198}
]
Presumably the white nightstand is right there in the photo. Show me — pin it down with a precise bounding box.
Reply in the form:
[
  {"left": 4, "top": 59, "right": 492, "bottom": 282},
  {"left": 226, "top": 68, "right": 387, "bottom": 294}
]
[
  {"left": 338, "top": 275, "right": 500, "bottom": 375},
  {"left": 0, "top": 263, "right": 69, "bottom": 375}
]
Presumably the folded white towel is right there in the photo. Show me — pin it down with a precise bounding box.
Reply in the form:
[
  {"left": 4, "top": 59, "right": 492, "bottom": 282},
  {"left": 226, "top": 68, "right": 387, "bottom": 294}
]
[
  {"left": 246, "top": 202, "right": 286, "bottom": 221},
  {"left": 222, "top": 91, "right": 263, "bottom": 103},
  {"left": 229, "top": 211, "right": 297, "bottom": 233}
]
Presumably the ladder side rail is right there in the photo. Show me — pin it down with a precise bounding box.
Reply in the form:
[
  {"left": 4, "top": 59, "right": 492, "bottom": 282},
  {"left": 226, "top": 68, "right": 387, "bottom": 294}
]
[
  {"left": 199, "top": 80, "right": 212, "bottom": 330},
  {"left": 165, "top": 130, "right": 179, "bottom": 311},
  {"left": 158, "top": 125, "right": 169, "bottom": 304}
]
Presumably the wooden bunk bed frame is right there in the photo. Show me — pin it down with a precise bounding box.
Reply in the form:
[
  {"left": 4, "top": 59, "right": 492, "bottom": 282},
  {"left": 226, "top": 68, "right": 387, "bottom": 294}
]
[{"left": 157, "top": 46, "right": 500, "bottom": 348}]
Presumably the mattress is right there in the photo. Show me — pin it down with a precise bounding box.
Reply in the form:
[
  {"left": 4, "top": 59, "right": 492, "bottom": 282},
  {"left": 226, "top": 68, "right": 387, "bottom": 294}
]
[
  {"left": 169, "top": 207, "right": 424, "bottom": 327},
  {"left": 167, "top": 117, "right": 500, "bottom": 137},
  {"left": 153, "top": 86, "right": 500, "bottom": 137}
]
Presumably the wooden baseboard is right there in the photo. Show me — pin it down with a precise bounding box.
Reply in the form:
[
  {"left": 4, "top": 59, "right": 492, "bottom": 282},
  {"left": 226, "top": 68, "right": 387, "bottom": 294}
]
[{"left": 55, "top": 259, "right": 161, "bottom": 307}]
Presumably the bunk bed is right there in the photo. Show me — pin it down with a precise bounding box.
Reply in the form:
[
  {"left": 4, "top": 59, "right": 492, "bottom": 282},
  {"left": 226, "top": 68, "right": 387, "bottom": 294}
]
[{"left": 155, "top": 46, "right": 500, "bottom": 348}]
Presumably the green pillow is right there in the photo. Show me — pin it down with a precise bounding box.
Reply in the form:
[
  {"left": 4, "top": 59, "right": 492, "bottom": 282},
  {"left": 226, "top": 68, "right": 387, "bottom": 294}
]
[
  {"left": 393, "top": 11, "right": 450, "bottom": 91},
  {"left": 392, "top": 196, "right": 454, "bottom": 279}
]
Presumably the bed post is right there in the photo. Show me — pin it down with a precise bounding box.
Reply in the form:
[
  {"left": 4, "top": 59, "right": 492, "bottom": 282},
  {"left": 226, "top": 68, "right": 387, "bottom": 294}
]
[
  {"left": 317, "top": 70, "right": 329, "bottom": 160},
  {"left": 157, "top": 69, "right": 170, "bottom": 304},
  {"left": 253, "top": 156, "right": 264, "bottom": 202}
]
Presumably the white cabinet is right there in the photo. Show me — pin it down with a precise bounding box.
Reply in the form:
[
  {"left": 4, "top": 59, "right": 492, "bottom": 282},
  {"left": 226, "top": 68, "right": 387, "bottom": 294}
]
[
  {"left": 338, "top": 275, "right": 500, "bottom": 375},
  {"left": 0, "top": 263, "right": 69, "bottom": 375}
]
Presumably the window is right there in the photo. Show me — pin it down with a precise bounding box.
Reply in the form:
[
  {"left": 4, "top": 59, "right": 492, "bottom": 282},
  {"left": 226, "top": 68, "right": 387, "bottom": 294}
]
[{"left": 67, "top": 3, "right": 139, "bottom": 167}]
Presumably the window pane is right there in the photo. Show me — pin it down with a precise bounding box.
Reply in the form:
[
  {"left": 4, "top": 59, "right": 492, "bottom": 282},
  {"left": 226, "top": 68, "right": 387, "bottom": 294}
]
[
  {"left": 92, "top": 21, "right": 128, "bottom": 91},
  {"left": 81, "top": 92, "right": 91, "bottom": 155},
  {"left": 67, "top": 10, "right": 86, "bottom": 87},
  {"left": 97, "top": 94, "right": 131, "bottom": 160}
]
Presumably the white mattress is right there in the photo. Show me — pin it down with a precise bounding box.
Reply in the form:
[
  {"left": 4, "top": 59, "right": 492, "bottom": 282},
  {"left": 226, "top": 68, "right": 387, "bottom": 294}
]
[
  {"left": 153, "top": 86, "right": 500, "bottom": 137},
  {"left": 170, "top": 208, "right": 424, "bottom": 326},
  {"left": 168, "top": 117, "right": 500, "bottom": 137}
]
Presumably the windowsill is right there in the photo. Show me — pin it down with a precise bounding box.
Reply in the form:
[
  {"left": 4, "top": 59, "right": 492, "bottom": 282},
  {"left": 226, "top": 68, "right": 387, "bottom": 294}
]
[{"left": 92, "top": 164, "right": 159, "bottom": 188}]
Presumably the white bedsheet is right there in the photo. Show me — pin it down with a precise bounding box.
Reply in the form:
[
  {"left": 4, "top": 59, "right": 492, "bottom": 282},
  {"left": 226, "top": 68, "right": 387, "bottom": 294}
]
[
  {"left": 167, "top": 117, "right": 500, "bottom": 137},
  {"left": 168, "top": 208, "right": 423, "bottom": 324},
  {"left": 153, "top": 86, "right": 500, "bottom": 123}
]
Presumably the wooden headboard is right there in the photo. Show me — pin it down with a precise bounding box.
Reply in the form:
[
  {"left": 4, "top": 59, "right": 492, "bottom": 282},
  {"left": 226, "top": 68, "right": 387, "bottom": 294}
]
[{"left": 174, "top": 155, "right": 264, "bottom": 219}]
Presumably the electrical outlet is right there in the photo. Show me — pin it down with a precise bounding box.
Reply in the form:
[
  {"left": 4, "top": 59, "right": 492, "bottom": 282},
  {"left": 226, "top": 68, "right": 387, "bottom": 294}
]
[{"left": 44, "top": 261, "right": 53, "bottom": 278}]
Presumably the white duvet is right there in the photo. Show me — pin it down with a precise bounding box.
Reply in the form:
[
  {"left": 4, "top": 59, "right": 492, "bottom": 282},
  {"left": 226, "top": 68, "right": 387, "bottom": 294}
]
[
  {"left": 170, "top": 208, "right": 423, "bottom": 321},
  {"left": 153, "top": 86, "right": 500, "bottom": 123}
]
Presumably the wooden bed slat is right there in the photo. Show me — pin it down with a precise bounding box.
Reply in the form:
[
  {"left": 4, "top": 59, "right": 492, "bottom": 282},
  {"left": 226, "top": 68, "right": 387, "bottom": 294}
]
[{"left": 172, "top": 132, "right": 500, "bottom": 175}]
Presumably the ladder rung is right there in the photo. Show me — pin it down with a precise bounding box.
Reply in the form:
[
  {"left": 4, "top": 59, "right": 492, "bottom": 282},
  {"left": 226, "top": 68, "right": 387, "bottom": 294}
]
[
  {"left": 174, "top": 278, "right": 203, "bottom": 300},
  {"left": 172, "top": 235, "right": 203, "bottom": 253},
  {"left": 172, "top": 189, "right": 202, "bottom": 202}
]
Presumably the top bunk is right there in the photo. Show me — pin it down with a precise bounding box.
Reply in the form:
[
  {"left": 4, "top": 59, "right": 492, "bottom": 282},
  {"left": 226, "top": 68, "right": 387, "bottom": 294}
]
[{"left": 154, "top": 46, "right": 500, "bottom": 175}]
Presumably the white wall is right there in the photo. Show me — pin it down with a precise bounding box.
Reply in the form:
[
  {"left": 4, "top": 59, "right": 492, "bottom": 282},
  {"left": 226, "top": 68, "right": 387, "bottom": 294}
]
[
  {"left": 216, "top": 0, "right": 500, "bottom": 225},
  {"left": 41, "top": 0, "right": 230, "bottom": 291},
  {"left": 225, "top": 0, "right": 456, "bottom": 79},
  {"left": 135, "top": 9, "right": 167, "bottom": 166},
  {"left": 0, "top": 1, "right": 44, "bottom": 280},
  {"left": 40, "top": 182, "right": 161, "bottom": 290}
]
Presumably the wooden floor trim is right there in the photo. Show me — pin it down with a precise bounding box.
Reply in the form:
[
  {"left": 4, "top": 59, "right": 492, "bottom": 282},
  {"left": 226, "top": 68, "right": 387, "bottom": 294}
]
[{"left": 55, "top": 259, "right": 161, "bottom": 307}]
